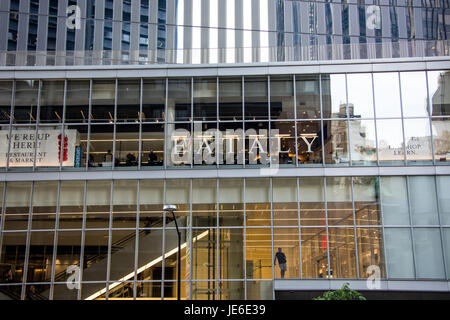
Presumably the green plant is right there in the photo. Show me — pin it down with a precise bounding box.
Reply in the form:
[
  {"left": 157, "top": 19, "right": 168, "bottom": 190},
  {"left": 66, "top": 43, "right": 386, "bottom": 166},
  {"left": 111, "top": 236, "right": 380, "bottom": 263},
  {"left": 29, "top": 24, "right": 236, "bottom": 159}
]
[{"left": 313, "top": 283, "right": 366, "bottom": 300}]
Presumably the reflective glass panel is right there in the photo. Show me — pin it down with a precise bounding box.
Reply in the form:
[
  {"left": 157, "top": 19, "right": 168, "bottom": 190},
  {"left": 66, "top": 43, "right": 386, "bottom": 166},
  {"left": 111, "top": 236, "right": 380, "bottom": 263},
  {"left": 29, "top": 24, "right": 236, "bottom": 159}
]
[
  {"left": 270, "top": 76, "right": 294, "bottom": 120},
  {"left": 400, "top": 71, "right": 428, "bottom": 117},
  {"left": 245, "top": 77, "right": 268, "bottom": 120},
  {"left": 346, "top": 73, "right": 374, "bottom": 118},
  {"left": 301, "top": 228, "right": 328, "bottom": 278},
  {"left": 380, "top": 176, "right": 410, "bottom": 225},
  {"left": 326, "top": 177, "right": 353, "bottom": 226},
  {"left": 246, "top": 228, "right": 272, "bottom": 279},
  {"left": 4, "top": 181, "right": 31, "bottom": 230},
  {"left": 403, "top": 118, "right": 432, "bottom": 164},
  {"left": 356, "top": 228, "right": 385, "bottom": 279},
  {"left": 299, "top": 177, "right": 325, "bottom": 227},
  {"left": 328, "top": 227, "right": 357, "bottom": 278},
  {"left": 428, "top": 70, "right": 450, "bottom": 116},
  {"left": 65, "top": 80, "right": 90, "bottom": 123},
  {"left": 86, "top": 180, "right": 111, "bottom": 229},
  {"left": 409, "top": 176, "right": 439, "bottom": 225},
  {"left": 219, "top": 178, "right": 244, "bottom": 227},
  {"left": 384, "top": 228, "right": 414, "bottom": 279},
  {"left": 14, "top": 80, "right": 39, "bottom": 123},
  {"left": 373, "top": 73, "right": 401, "bottom": 118},
  {"left": 168, "top": 78, "right": 191, "bottom": 121},
  {"left": 142, "top": 79, "right": 165, "bottom": 122},
  {"left": 323, "top": 120, "right": 349, "bottom": 165},
  {"left": 273, "top": 178, "right": 298, "bottom": 227},
  {"left": 349, "top": 119, "right": 377, "bottom": 165},
  {"left": 413, "top": 228, "right": 445, "bottom": 279},
  {"left": 193, "top": 78, "right": 217, "bottom": 121},
  {"left": 376, "top": 119, "right": 405, "bottom": 164},
  {"left": 31, "top": 181, "right": 58, "bottom": 230},
  {"left": 437, "top": 176, "right": 450, "bottom": 225},
  {"left": 219, "top": 77, "right": 242, "bottom": 121},
  {"left": 296, "top": 75, "right": 320, "bottom": 119},
  {"left": 0, "top": 81, "right": 12, "bottom": 124},
  {"left": 431, "top": 117, "right": 450, "bottom": 163},
  {"left": 353, "top": 177, "right": 381, "bottom": 226},
  {"left": 321, "top": 74, "right": 347, "bottom": 118},
  {"left": 274, "top": 228, "right": 300, "bottom": 279},
  {"left": 91, "top": 80, "right": 115, "bottom": 123},
  {"left": 117, "top": 79, "right": 140, "bottom": 122},
  {"left": 39, "top": 80, "right": 64, "bottom": 123},
  {"left": 59, "top": 180, "right": 84, "bottom": 229}
]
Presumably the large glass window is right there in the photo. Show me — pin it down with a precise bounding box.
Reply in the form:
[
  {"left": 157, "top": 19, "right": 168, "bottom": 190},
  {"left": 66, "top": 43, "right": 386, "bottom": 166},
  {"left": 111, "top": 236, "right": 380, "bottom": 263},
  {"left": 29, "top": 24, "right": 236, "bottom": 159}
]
[
  {"left": 139, "top": 179, "right": 163, "bottom": 229},
  {"left": 142, "top": 79, "right": 165, "bottom": 122},
  {"left": 297, "top": 120, "right": 323, "bottom": 165},
  {"left": 323, "top": 120, "right": 349, "bottom": 165},
  {"left": 346, "top": 73, "right": 374, "bottom": 118},
  {"left": 141, "top": 124, "right": 164, "bottom": 167},
  {"left": 428, "top": 70, "right": 450, "bottom": 116},
  {"left": 245, "top": 178, "right": 270, "bottom": 227},
  {"left": 31, "top": 181, "right": 58, "bottom": 230},
  {"left": 321, "top": 74, "right": 347, "bottom": 118},
  {"left": 326, "top": 177, "right": 353, "bottom": 226},
  {"left": 380, "top": 176, "right": 410, "bottom": 225},
  {"left": 219, "top": 77, "right": 242, "bottom": 121},
  {"left": 353, "top": 177, "right": 381, "bottom": 226},
  {"left": 88, "top": 124, "right": 114, "bottom": 168},
  {"left": 14, "top": 80, "right": 39, "bottom": 123},
  {"left": 376, "top": 119, "right": 405, "bottom": 164},
  {"left": 274, "top": 228, "right": 299, "bottom": 279},
  {"left": 193, "top": 78, "right": 217, "bottom": 121},
  {"left": 91, "top": 80, "right": 115, "bottom": 123},
  {"left": 384, "top": 228, "right": 415, "bottom": 279},
  {"left": 65, "top": 80, "right": 90, "bottom": 123},
  {"left": 271, "top": 121, "right": 296, "bottom": 165},
  {"left": 400, "top": 71, "right": 429, "bottom": 117},
  {"left": 301, "top": 227, "right": 327, "bottom": 278},
  {"left": 349, "top": 119, "right": 377, "bottom": 165},
  {"left": 246, "top": 228, "right": 272, "bottom": 279},
  {"left": 115, "top": 124, "right": 139, "bottom": 168},
  {"left": 431, "top": 117, "right": 450, "bottom": 163},
  {"left": 59, "top": 180, "right": 85, "bottom": 229},
  {"left": 328, "top": 227, "right": 357, "bottom": 278},
  {"left": 117, "top": 79, "right": 140, "bottom": 122},
  {"left": 437, "top": 176, "right": 450, "bottom": 225},
  {"left": 356, "top": 228, "right": 385, "bottom": 279},
  {"left": 270, "top": 76, "right": 294, "bottom": 120},
  {"left": 86, "top": 180, "right": 111, "bottom": 229},
  {"left": 192, "top": 179, "right": 217, "bottom": 227},
  {"left": 299, "top": 177, "right": 325, "bottom": 227},
  {"left": 0, "top": 81, "right": 12, "bottom": 124},
  {"left": 39, "top": 80, "right": 64, "bottom": 123},
  {"left": 83, "top": 230, "right": 109, "bottom": 282},
  {"left": 245, "top": 77, "right": 268, "bottom": 120},
  {"left": 296, "top": 75, "right": 320, "bottom": 120},
  {"left": 403, "top": 118, "right": 432, "bottom": 164},
  {"left": 112, "top": 180, "right": 138, "bottom": 228},
  {"left": 373, "top": 73, "right": 401, "bottom": 118},
  {"left": 4, "top": 181, "right": 32, "bottom": 230},
  {"left": 168, "top": 78, "right": 191, "bottom": 121},
  {"left": 273, "top": 178, "right": 298, "bottom": 227},
  {"left": 413, "top": 228, "right": 445, "bottom": 279},
  {"left": 409, "top": 176, "right": 439, "bottom": 225},
  {"left": 219, "top": 178, "right": 244, "bottom": 227},
  {"left": 0, "top": 232, "right": 27, "bottom": 284}
]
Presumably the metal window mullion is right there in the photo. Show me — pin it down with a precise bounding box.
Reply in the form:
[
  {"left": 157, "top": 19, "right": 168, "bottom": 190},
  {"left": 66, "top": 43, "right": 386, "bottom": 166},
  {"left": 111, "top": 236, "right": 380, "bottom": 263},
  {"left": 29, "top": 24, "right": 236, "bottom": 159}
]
[
  {"left": 433, "top": 175, "right": 449, "bottom": 280},
  {"left": 297, "top": 177, "right": 302, "bottom": 279},
  {"left": 161, "top": 179, "right": 166, "bottom": 300},
  {"left": 78, "top": 180, "right": 88, "bottom": 300},
  {"left": 293, "top": 74, "right": 298, "bottom": 167},
  {"left": 21, "top": 181, "right": 35, "bottom": 300},
  {"left": 243, "top": 178, "right": 247, "bottom": 300},
  {"left": 372, "top": 73, "right": 380, "bottom": 166},
  {"left": 215, "top": 178, "right": 219, "bottom": 299},
  {"left": 242, "top": 76, "right": 245, "bottom": 169},
  {"left": 398, "top": 72, "right": 408, "bottom": 166},
  {"left": 0, "top": 181, "right": 7, "bottom": 252},
  {"left": 59, "top": 79, "right": 67, "bottom": 172},
  {"left": 188, "top": 178, "right": 193, "bottom": 299},
  {"left": 163, "top": 78, "right": 168, "bottom": 169},
  {"left": 112, "top": 79, "right": 118, "bottom": 170},
  {"left": 216, "top": 76, "right": 219, "bottom": 168},
  {"left": 378, "top": 177, "right": 390, "bottom": 280},
  {"left": 425, "top": 71, "right": 437, "bottom": 165},
  {"left": 86, "top": 79, "right": 93, "bottom": 171},
  {"left": 6, "top": 80, "right": 15, "bottom": 171},
  {"left": 345, "top": 74, "right": 352, "bottom": 167},
  {"left": 105, "top": 180, "right": 114, "bottom": 299},
  {"left": 405, "top": 176, "right": 418, "bottom": 280},
  {"left": 350, "top": 177, "right": 360, "bottom": 279},
  {"left": 32, "top": 80, "right": 41, "bottom": 171},
  {"left": 138, "top": 78, "right": 143, "bottom": 170},
  {"left": 133, "top": 179, "right": 140, "bottom": 299},
  {"left": 319, "top": 74, "right": 325, "bottom": 167},
  {"left": 191, "top": 78, "right": 193, "bottom": 169},
  {"left": 268, "top": 75, "right": 271, "bottom": 169},
  {"left": 270, "top": 177, "right": 274, "bottom": 300},
  {"left": 49, "top": 180, "right": 62, "bottom": 300},
  {"left": 323, "top": 176, "right": 331, "bottom": 279}
]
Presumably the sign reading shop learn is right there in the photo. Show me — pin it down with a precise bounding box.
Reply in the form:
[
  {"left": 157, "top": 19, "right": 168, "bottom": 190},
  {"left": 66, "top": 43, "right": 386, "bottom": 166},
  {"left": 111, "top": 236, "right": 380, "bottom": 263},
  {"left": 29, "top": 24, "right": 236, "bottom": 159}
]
[{"left": 0, "top": 129, "right": 79, "bottom": 167}]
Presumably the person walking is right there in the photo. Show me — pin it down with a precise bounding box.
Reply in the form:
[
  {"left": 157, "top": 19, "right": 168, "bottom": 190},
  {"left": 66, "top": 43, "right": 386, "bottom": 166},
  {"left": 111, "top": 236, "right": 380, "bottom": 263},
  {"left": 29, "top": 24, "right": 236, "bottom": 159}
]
[{"left": 274, "top": 248, "right": 287, "bottom": 279}]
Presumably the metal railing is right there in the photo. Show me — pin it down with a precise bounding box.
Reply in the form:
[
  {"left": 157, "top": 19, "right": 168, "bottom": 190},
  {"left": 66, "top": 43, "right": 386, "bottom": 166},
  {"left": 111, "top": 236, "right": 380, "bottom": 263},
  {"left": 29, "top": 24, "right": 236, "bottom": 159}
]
[{"left": 1, "top": 40, "right": 448, "bottom": 67}]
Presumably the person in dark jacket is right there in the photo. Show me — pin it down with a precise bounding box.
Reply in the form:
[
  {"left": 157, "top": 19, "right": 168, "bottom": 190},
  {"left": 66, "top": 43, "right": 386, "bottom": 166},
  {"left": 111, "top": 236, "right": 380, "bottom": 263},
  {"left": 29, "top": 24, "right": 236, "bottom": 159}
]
[{"left": 274, "top": 247, "right": 287, "bottom": 278}]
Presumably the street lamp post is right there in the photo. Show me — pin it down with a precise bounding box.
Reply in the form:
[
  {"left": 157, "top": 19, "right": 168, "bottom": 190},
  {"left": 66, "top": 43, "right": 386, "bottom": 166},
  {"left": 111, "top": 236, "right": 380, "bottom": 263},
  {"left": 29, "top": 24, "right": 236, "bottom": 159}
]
[{"left": 163, "top": 204, "right": 180, "bottom": 300}]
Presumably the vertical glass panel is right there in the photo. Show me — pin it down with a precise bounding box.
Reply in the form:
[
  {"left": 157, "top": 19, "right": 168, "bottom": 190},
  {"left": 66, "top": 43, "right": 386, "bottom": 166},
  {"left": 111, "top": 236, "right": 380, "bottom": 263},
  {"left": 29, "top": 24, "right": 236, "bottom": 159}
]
[
  {"left": 270, "top": 76, "right": 294, "bottom": 120},
  {"left": 4, "top": 181, "right": 31, "bottom": 230},
  {"left": 0, "top": 232, "right": 27, "bottom": 284},
  {"left": 300, "top": 228, "right": 328, "bottom": 278},
  {"left": 165, "top": 179, "right": 190, "bottom": 228},
  {"left": 107, "top": 282, "right": 135, "bottom": 299},
  {"left": 299, "top": 177, "right": 325, "bottom": 227},
  {"left": 437, "top": 176, "right": 450, "bottom": 225},
  {"left": 381, "top": 177, "right": 409, "bottom": 225},
  {"left": 112, "top": 180, "right": 137, "bottom": 228},
  {"left": 403, "top": 118, "right": 432, "bottom": 164},
  {"left": 353, "top": 177, "right": 381, "bottom": 226},
  {"left": 245, "top": 178, "right": 270, "bottom": 227},
  {"left": 117, "top": 79, "right": 140, "bottom": 122},
  {"left": 139, "top": 179, "right": 164, "bottom": 228},
  {"left": 34, "top": 126, "right": 62, "bottom": 169},
  {"left": 88, "top": 124, "right": 114, "bottom": 168},
  {"left": 65, "top": 124, "right": 88, "bottom": 169},
  {"left": 244, "top": 121, "right": 269, "bottom": 166},
  {"left": 323, "top": 120, "right": 349, "bottom": 165},
  {"left": 244, "top": 77, "right": 268, "bottom": 120},
  {"left": 409, "top": 176, "right": 439, "bottom": 225},
  {"left": 219, "top": 228, "right": 244, "bottom": 280},
  {"left": 431, "top": 117, "right": 450, "bottom": 163},
  {"left": 52, "top": 283, "right": 79, "bottom": 300},
  {"left": 109, "top": 229, "right": 137, "bottom": 281},
  {"left": 136, "top": 281, "right": 162, "bottom": 299},
  {"left": 273, "top": 178, "right": 298, "bottom": 227},
  {"left": 192, "top": 179, "right": 217, "bottom": 227},
  {"left": 321, "top": 74, "right": 347, "bottom": 118},
  {"left": 373, "top": 73, "right": 401, "bottom": 118},
  {"left": 219, "top": 281, "right": 244, "bottom": 300},
  {"left": 349, "top": 119, "right": 377, "bottom": 165},
  {"left": 413, "top": 228, "right": 445, "bottom": 279},
  {"left": 27, "top": 231, "right": 54, "bottom": 284},
  {"left": 163, "top": 281, "right": 189, "bottom": 300},
  {"left": 193, "top": 78, "right": 217, "bottom": 121},
  {"left": 326, "top": 177, "right": 353, "bottom": 226},
  {"left": 83, "top": 230, "right": 109, "bottom": 282},
  {"left": 376, "top": 119, "right": 405, "bottom": 164},
  {"left": 274, "top": 228, "right": 299, "bottom": 279},
  {"left": 219, "top": 122, "right": 245, "bottom": 168},
  {"left": 346, "top": 73, "right": 374, "bottom": 118},
  {"left": 39, "top": 80, "right": 64, "bottom": 123},
  {"left": 141, "top": 124, "right": 164, "bottom": 167},
  {"left": 5, "top": 125, "right": 36, "bottom": 170},
  {"left": 164, "top": 231, "right": 188, "bottom": 285},
  {"left": 219, "top": 179, "right": 244, "bottom": 227},
  {"left": 384, "top": 228, "right": 414, "bottom": 278},
  {"left": 142, "top": 79, "right": 165, "bottom": 122},
  {"left": 246, "top": 228, "right": 272, "bottom": 279},
  {"left": 114, "top": 124, "right": 139, "bottom": 168},
  {"left": 328, "top": 227, "right": 357, "bottom": 278},
  {"left": 166, "top": 122, "right": 191, "bottom": 167},
  {"left": 356, "top": 227, "right": 385, "bottom": 279},
  {"left": 443, "top": 228, "right": 450, "bottom": 278},
  {"left": 191, "top": 281, "right": 217, "bottom": 300},
  {"left": 193, "top": 122, "right": 217, "bottom": 167},
  {"left": 53, "top": 231, "right": 81, "bottom": 285},
  {"left": 297, "top": 120, "right": 323, "bottom": 165},
  {"left": 86, "top": 180, "right": 111, "bottom": 229},
  {"left": 91, "top": 80, "right": 115, "bottom": 123},
  {"left": 14, "top": 80, "right": 39, "bottom": 123},
  {"left": 31, "top": 181, "right": 58, "bottom": 230},
  {"left": 0, "top": 81, "right": 12, "bottom": 124},
  {"left": 219, "top": 77, "right": 242, "bottom": 120},
  {"left": 271, "top": 121, "right": 296, "bottom": 165},
  {"left": 137, "top": 215, "right": 163, "bottom": 283},
  {"left": 296, "top": 75, "right": 320, "bottom": 120},
  {"left": 400, "top": 71, "right": 428, "bottom": 117},
  {"left": 247, "top": 281, "right": 273, "bottom": 299},
  {"left": 428, "top": 70, "right": 450, "bottom": 116},
  {"left": 167, "top": 78, "right": 191, "bottom": 121},
  {"left": 65, "top": 80, "right": 90, "bottom": 123},
  {"left": 192, "top": 228, "right": 217, "bottom": 281}
]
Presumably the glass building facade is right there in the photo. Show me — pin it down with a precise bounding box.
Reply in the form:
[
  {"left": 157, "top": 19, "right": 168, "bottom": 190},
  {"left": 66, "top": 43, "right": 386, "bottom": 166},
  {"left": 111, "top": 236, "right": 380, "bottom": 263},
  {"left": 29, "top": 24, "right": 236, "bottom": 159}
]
[{"left": 0, "top": 0, "right": 449, "bottom": 301}]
